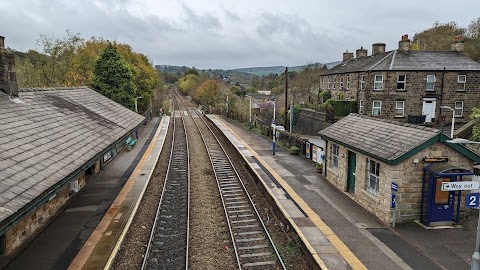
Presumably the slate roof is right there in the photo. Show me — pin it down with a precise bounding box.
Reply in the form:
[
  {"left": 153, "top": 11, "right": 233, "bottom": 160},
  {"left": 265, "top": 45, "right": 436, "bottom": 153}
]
[
  {"left": 0, "top": 86, "right": 144, "bottom": 226},
  {"left": 322, "top": 50, "right": 480, "bottom": 75},
  {"left": 318, "top": 114, "right": 440, "bottom": 161}
]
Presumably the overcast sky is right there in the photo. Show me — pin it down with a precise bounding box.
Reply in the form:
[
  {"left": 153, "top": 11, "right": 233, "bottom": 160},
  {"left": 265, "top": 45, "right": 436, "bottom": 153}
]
[{"left": 1, "top": 0, "right": 480, "bottom": 70}]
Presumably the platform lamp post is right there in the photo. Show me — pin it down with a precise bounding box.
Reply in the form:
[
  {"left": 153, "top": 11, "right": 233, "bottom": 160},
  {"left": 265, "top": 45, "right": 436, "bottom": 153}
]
[
  {"left": 134, "top": 96, "right": 143, "bottom": 113},
  {"left": 440, "top": 106, "right": 455, "bottom": 138},
  {"left": 271, "top": 99, "right": 276, "bottom": 155},
  {"left": 446, "top": 138, "right": 480, "bottom": 270}
]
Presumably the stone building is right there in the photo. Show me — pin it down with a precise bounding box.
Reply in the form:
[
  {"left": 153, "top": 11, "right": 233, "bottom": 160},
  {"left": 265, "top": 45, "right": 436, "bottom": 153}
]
[
  {"left": 0, "top": 36, "right": 145, "bottom": 254},
  {"left": 319, "top": 35, "right": 480, "bottom": 127},
  {"left": 319, "top": 114, "right": 480, "bottom": 225}
]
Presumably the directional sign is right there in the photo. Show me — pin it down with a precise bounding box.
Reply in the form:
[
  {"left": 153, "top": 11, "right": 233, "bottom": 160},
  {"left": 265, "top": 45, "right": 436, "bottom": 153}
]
[
  {"left": 466, "top": 193, "right": 480, "bottom": 208},
  {"left": 391, "top": 182, "right": 398, "bottom": 192},
  {"left": 441, "top": 181, "right": 480, "bottom": 191}
]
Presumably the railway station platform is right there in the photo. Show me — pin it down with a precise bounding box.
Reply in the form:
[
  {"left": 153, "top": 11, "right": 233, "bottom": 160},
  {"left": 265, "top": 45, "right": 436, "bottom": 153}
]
[{"left": 207, "top": 114, "right": 478, "bottom": 270}]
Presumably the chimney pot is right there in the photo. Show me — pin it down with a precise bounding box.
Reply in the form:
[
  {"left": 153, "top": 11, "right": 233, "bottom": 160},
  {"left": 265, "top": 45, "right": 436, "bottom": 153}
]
[
  {"left": 356, "top": 47, "right": 368, "bottom": 58},
  {"left": 0, "top": 36, "right": 5, "bottom": 49},
  {"left": 343, "top": 50, "right": 354, "bottom": 62},
  {"left": 372, "top": 43, "right": 386, "bottom": 56},
  {"left": 398, "top": 34, "right": 411, "bottom": 51},
  {"left": 451, "top": 35, "right": 464, "bottom": 52}
]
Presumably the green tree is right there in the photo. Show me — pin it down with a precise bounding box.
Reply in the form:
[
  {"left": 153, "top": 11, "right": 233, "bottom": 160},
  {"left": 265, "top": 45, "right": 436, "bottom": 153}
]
[
  {"left": 193, "top": 79, "right": 221, "bottom": 107},
  {"left": 91, "top": 43, "right": 136, "bottom": 110}
]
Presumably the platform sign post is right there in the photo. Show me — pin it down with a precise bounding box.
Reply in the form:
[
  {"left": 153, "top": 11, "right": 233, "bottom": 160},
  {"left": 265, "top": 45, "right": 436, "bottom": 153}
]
[
  {"left": 272, "top": 119, "right": 276, "bottom": 156},
  {"left": 391, "top": 182, "right": 398, "bottom": 228}
]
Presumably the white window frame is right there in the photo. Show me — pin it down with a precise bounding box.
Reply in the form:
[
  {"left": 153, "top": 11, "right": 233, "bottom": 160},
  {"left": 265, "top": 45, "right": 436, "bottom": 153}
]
[
  {"left": 340, "top": 77, "right": 343, "bottom": 90},
  {"left": 372, "top": 100, "right": 382, "bottom": 116},
  {"left": 322, "top": 77, "right": 325, "bottom": 89},
  {"left": 454, "top": 101, "right": 464, "bottom": 117},
  {"left": 397, "top": 74, "right": 406, "bottom": 91},
  {"left": 457, "top": 75, "right": 466, "bottom": 91},
  {"left": 346, "top": 75, "right": 350, "bottom": 90},
  {"left": 333, "top": 76, "right": 336, "bottom": 90},
  {"left": 360, "top": 75, "right": 365, "bottom": 90},
  {"left": 329, "top": 143, "right": 339, "bottom": 170},
  {"left": 327, "top": 77, "right": 330, "bottom": 89},
  {"left": 374, "top": 75, "right": 383, "bottom": 90},
  {"left": 426, "top": 74, "right": 436, "bottom": 91},
  {"left": 395, "top": 101, "right": 405, "bottom": 117},
  {"left": 366, "top": 158, "right": 380, "bottom": 195},
  {"left": 359, "top": 100, "right": 364, "bottom": 114}
]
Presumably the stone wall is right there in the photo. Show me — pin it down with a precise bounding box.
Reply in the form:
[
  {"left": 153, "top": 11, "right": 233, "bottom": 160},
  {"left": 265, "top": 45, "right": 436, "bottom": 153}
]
[
  {"left": 325, "top": 141, "right": 474, "bottom": 224},
  {"left": 293, "top": 109, "right": 330, "bottom": 135}
]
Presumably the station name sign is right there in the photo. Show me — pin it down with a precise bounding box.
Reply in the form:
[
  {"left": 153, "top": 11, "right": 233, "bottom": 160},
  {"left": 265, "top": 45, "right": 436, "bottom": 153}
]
[{"left": 423, "top": 157, "right": 448, "bottom": 163}]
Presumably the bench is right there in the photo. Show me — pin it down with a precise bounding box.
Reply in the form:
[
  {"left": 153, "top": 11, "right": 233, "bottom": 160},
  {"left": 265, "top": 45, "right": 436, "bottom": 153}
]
[{"left": 125, "top": 137, "right": 137, "bottom": 150}]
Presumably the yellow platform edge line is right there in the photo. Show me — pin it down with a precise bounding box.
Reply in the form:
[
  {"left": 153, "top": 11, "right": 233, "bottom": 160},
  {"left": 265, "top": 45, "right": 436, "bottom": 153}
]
[
  {"left": 68, "top": 117, "right": 168, "bottom": 270},
  {"left": 212, "top": 115, "right": 367, "bottom": 270}
]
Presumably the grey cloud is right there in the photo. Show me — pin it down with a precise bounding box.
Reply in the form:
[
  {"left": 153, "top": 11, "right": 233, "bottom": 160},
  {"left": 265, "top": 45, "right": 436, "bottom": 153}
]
[{"left": 181, "top": 4, "right": 222, "bottom": 32}]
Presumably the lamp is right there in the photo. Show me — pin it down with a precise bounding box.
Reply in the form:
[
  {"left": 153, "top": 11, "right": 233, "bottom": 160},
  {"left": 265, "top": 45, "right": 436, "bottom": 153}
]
[
  {"left": 440, "top": 105, "right": 455, "bottom": 138},
  {"left": 446, "top": 138, "right": 480, "bottom": 270}
]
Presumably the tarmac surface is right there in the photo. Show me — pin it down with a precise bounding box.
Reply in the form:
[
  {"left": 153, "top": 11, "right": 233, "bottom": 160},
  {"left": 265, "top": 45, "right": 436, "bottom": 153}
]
[
  {"left": 1, "top": 113, "right": 477, "bottom": 270},
  {"left": 208, "top": 115, "right": 477, "bottom": 270}
]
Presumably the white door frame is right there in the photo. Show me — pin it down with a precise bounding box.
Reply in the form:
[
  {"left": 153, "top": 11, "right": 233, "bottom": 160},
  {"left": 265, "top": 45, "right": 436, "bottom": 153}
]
[{"left": 422, "top": 98, "right": 436, "bottom": 123}]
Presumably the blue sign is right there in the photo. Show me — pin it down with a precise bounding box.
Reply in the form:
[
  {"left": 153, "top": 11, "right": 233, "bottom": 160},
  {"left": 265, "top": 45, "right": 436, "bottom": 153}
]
[
  {"left": 391, "top": 182, "right": 398, "bottom": 192},
  {"left": 466, "top": 193, "right": 480, "bottom": 208},
  {"left": 391, "top": 194, "right": 396, "bottom": 208}
]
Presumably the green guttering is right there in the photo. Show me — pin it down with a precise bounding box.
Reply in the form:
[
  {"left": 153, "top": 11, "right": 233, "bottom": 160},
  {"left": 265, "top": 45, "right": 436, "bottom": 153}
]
[
  {"left": 0, "top": 118, "right": 146, "bottom": 236},
  {"left": 320, "top": 132, "right": 480, "bottom": 165}
]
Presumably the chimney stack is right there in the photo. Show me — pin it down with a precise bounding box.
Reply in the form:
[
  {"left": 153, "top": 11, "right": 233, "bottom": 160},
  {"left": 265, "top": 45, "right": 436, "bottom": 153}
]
[
  {"left": 451, "top": 35, "right": 464, "bottom": 52},
  {"left": 398, "top": 34, "right": 410, "bottom": 51},
  {"left": 0, "top": 36, "right": 19, "bottom": 97},
  {"left": 372, "top": 43, "right": 386, "bottom": 56},
  {"left": 343, "top": 50, "right": 354, "bottom": 62},
  {"left": 356, "top": 47, "right": 368, "bottom": 58}
]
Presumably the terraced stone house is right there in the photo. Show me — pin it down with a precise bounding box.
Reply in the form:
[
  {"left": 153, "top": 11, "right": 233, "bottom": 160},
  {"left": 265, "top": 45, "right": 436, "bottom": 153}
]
[{"left": 319, "top": 35, "right": 480, "bottom": 127}]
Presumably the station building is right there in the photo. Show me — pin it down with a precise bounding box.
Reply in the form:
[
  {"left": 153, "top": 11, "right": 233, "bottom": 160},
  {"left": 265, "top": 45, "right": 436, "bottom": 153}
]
[
  {"left": 0, "top": 36, "right": 145, "bottom": 253},
  {"left": 319, "top": 114, "right": 480, "bottom": 226}
]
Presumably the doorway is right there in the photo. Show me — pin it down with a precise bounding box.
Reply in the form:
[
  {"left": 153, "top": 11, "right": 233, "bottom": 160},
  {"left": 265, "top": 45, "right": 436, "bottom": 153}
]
[
  {"left": 347, "top": 151, "right": 356, "bottom": 193},
  {"left": 422, "top": 98, "right": 436, "bottom": 123}
]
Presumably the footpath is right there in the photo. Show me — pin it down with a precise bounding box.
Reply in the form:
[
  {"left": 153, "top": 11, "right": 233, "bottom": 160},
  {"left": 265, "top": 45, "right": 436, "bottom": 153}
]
[{"left": 208, "top": 115, "right": 477, "bottom": 270}]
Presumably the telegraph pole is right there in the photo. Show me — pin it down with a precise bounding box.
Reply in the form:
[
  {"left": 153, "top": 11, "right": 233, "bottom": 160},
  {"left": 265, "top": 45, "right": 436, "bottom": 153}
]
[{"left": 284, "top": 67, "right": 288, "bottom": 131}]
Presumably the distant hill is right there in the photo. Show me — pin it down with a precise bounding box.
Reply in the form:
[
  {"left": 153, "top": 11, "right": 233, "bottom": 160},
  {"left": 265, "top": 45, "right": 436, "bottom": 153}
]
[{"left": 231, "top": 62, "right": 341, "bottom": 76}]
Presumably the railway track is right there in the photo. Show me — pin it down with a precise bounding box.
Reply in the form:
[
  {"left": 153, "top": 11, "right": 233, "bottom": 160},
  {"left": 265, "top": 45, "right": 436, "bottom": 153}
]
[
  {"left": 142, "top": 99, "right": 190, "bottom": 269},
  {"left": 177, "top": 93, "right": 286, "bottom": 269}
]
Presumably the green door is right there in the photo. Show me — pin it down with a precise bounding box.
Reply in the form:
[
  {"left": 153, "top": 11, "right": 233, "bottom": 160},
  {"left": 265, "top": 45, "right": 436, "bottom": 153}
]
[{"left": 347, "top": 151, "right": 356, "bottom": 193}]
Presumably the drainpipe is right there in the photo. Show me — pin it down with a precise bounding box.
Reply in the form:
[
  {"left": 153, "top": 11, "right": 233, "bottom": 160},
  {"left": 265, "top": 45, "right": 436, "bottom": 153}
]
[{"left": 439, "top": 67, "right": 446, "bottom": 125}]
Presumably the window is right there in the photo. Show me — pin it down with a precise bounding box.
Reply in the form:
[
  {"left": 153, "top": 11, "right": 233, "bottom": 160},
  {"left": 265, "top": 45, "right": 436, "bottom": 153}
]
[
  {"left": 372, "top": 100, "right": 382, "bottom": 116},
  {"left": 457, "top": 75, "right": 466, "bottom": 91},
  {"left": 426, "top": 75, "right": 436, "bottom": 91},
  {"left": 322, "top": 77, "right": 325, "bottom": 89},
  {"left": 454, "top": 101, "right": 463, "bottom": 117},
  {"left": 346, "top": 75, "right": 350, "bottom": 90},
  {"left": 340, "top": 77, "right": 343, "bottom": 90},
  {"left": 333, "top": 76, "right": 336, "bottom": 89},
  {"left": 329, "top": 143, "right": 339, "bottom": 169},
  {"left": 397, "top": 74, "right": 406, "bottom": 90},
  {"left": 360, "top": 75, "right": 365, "bottom": 90},
  {"left": 374, "top": 75, "right": 383, "bottom": 90},
  {"left": 327, "top": 77, "right": 330, "bottom": 89},
  {"left": 359, "top": 100, "right": 364, "bottom": 114},
  {"left": 366, "top": 158, "right": 380, "bottom": 194},
  {"left": 395, "top": 101, "right": 405, "bottom": 117}
]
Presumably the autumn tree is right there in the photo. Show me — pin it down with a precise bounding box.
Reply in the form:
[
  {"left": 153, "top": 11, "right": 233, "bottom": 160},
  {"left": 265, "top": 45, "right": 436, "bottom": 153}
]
[
  {"left": 193, "top": 79, "right": 222, "bottom": 107},
  {"left": 472, "top": 107, "right": 480, "bottom": 141},
  {"left": 91, "top": 43, "right": 136, "bottom": 110},
  {"left": 178, "top": 74, "right": 200, "bottom": 95}
]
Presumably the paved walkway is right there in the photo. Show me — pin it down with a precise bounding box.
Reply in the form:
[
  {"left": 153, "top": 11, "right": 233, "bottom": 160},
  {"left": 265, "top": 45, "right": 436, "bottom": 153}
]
[
  {"left": 0, "top": 116, "right": 164, "bottom": 270},
  {"left": 208, "top": 115, "right": 477, "bottom": 270}
]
